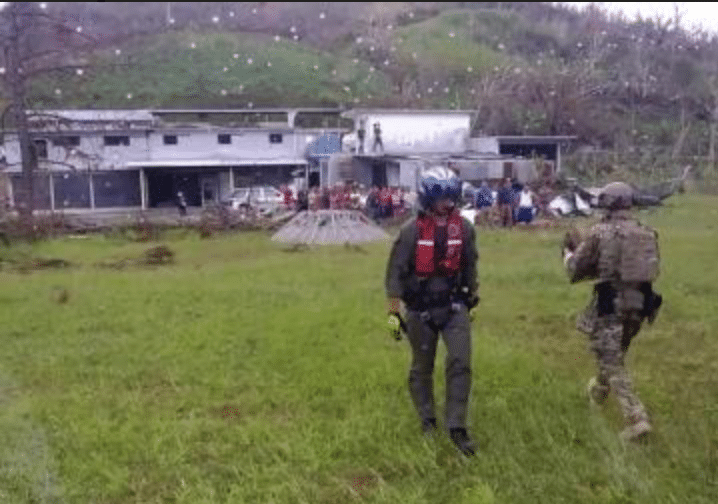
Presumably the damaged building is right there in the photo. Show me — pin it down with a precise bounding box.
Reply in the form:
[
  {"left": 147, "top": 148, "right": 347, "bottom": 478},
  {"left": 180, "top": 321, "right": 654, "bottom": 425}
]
[
  {"left": 332, "top": 109, "right": 574, "bottom": 190},
  {"left": 1, "top": 108, "right": 345, "bottom": 212},
  {"left": 1, "top": 107, "right": 574, "bottom": 213}
]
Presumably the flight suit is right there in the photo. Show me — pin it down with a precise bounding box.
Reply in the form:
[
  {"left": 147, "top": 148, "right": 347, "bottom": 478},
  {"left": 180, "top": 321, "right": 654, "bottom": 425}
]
[{"left": 385, "top": 212, "right": 478, "bottom": 429}]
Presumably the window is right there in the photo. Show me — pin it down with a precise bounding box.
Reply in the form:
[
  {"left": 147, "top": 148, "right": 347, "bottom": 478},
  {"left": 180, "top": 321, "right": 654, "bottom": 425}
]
[
  {"left": 218, "top": 134, "right": 231, "bottom": 145},
  {"left": 269, "top": 133, "right": 283, "bottom": 144},
  {"left": 163, "top": 135, "right": 178, "bottom": 145},
  {"left": 33, "top": 139, "right": 48, "bottom": 159},
  {"left": 51, "top": 136, "right": 80, "bottom": 147},
  {"left": 104, "top": 135, "right": 130, "bottom": 147}
]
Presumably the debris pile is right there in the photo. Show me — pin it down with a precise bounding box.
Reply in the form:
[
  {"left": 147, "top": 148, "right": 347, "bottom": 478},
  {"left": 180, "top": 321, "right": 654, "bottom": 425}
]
[{"left": 271, "top": 210, "right": 390, "bottom": 246}]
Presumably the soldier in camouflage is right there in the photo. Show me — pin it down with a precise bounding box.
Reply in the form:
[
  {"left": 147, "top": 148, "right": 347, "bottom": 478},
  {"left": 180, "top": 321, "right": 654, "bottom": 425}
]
[{"left": 563, "top": 182, "right": 662, "bottom": 441}]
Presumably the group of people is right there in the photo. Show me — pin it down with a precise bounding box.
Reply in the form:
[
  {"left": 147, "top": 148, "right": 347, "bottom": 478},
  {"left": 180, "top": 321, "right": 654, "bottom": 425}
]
[
  {"left": 472, "top": 178, "right": 555, "bottom": 227},
  {"left": 280, "top": 183, "right": 364, "bottom": 212},
  {"left": 385, "top": 167, "right": 660, "bottom": 457},
  {"left": 279, "top": 183, "right": 411, "bottom": 220},
  {"left": 365, "top": 186, "right": 408, "bottom": 220}
]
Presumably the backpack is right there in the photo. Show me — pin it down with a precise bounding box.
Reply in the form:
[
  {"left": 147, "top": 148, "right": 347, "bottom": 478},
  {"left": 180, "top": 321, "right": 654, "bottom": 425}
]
[{"left": 598, "top": 220, "right": 659, "bottom": 283}]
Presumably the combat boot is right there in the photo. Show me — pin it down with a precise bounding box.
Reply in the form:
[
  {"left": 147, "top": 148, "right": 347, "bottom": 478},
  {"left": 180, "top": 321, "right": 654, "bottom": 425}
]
[
  {"left": 449, "top": 428, "right": 477, "bottom": 457},
  {"left": 421, "top": 418, "right": 437, "bottom": 436},
  {"left": 621, "top": 416, "right": 652, "bottom": 442},
  {"left": 587, "top": 377, "right": 609, "bottom": 406}
]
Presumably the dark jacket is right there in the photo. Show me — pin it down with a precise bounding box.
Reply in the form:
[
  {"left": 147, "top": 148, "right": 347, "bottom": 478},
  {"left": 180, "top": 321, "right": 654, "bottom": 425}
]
[
  {"left": 385, "top": 212, "right": 479, "bottom": 310},
  {"left": 497, "top": 187, "right": 513, "bottom": 205}
]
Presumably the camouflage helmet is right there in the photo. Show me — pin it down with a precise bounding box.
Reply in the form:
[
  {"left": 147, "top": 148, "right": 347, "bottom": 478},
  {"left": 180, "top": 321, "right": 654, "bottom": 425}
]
[{"left": 598, "top": 181, "right": 634, "bottom": 210}]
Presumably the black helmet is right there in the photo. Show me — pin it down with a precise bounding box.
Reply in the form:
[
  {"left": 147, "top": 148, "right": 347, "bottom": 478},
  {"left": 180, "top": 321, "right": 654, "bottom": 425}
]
[{"left": 598, "top": 182, "right": 634, "bottom": 210}]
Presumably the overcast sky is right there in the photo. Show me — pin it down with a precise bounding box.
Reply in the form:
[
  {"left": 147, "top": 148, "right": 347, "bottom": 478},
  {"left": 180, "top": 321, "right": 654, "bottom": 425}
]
[{"left": 559, "top": 2, "right": 718, "bottom": 35}]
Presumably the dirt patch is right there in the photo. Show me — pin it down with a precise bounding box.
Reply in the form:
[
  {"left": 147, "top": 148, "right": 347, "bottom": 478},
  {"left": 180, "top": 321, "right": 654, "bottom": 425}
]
[
  {"left": 2, "top": 255, "right": 74, "bottom": 273},
  {"left": 342, "top": 469, "right": 381, "bottom": 498},
  {"left": 140, "top": 245, "right": 174, "bottom": 265},
  {"left": 50, "top": 287, "right": 70, "bottom": 305},
  {"left": 208, "top": 403, "right": 242, "bottom": 423},
  {"left": 95, "top": 245, "right": 175, "bottom": 270}
]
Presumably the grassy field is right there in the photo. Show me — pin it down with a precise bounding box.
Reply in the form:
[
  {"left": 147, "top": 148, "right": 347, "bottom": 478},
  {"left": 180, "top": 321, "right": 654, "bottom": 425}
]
[{"left": 1, "top": 194, "right": 717, "bottom": 503}]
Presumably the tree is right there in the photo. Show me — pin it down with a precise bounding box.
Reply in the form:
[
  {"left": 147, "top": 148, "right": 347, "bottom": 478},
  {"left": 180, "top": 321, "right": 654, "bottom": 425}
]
[{"left": 1, "top": 2, "right": 95, "bottom": 236}]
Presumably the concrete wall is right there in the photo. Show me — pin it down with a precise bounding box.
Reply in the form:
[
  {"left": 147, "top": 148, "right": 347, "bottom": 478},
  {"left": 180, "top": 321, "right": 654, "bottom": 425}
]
[
  {"left": 147, "top": 129, "right": 299, "bottom": 162},
  {"left": 3, "top": 128, "right": 341, "bottom": 172},
  {"left": 4, "top": 132, "right": 151, "bottom": 171},
  {"left": 399, "top": 159, "right": 425, "bottom": 190},
  {"left": 468, "top": 137, "right": 499, "bottom": 154},
  {"left": 350, "top": 112, "right": 471, "bottom": 154}
]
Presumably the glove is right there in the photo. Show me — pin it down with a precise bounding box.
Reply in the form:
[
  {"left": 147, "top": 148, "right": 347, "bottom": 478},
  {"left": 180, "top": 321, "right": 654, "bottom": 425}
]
[
  {"left": 562, "top": 227, "right": 582, "bottom": 258},
  {"left": 466, "top": 293, "right": 479, "bottom": 321},
  {"left": 387, "top": 313, "right": 403, "bottom": 341},
  {"left": 563, "top": 249, "right": 574, "bottom": 268}
]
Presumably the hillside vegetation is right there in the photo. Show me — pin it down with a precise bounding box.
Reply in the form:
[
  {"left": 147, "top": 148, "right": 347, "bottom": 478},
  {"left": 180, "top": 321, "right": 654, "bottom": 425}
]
[{"left": 6, "top": 2, "right": 718, "bottom": 185}]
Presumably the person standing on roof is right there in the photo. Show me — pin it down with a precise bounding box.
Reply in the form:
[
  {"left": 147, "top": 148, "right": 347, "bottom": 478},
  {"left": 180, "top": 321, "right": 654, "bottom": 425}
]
[{"left": 373, "top": 122, "right": 384, "bottom": 153}]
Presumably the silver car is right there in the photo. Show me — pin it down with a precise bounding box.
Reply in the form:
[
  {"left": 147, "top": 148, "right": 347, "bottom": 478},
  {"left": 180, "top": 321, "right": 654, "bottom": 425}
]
[{"left": 224, "top": 186, "right": 284, "bottom": 213}]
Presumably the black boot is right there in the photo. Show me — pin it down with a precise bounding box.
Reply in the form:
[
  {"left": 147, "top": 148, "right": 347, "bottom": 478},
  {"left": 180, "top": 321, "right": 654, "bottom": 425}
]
[
  {"left": 421, "top": 418, "right": 437, "bottom": 434},
  {"left": 449, "top": 428, "right": 477, "bottom": 456}
]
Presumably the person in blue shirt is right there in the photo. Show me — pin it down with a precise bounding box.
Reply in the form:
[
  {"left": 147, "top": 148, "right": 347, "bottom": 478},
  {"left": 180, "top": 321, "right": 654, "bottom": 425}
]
[
  {"left": 497, "top": 178, "right": 514, "bottom": 227},
  {"left": 474, "top": 180, "right": 494, "bottom": 226}
]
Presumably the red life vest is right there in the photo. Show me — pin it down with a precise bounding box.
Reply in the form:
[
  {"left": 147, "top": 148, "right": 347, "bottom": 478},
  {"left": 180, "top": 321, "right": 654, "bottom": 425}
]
[{"left": 415, "top": 211, "right": 463, "bottom": 277}]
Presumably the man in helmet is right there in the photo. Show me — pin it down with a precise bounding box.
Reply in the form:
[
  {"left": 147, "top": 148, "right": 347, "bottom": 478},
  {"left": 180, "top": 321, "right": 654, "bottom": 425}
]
[
  {"left": 385, "top": 166, "right": 480, "bottom": 456},
  {"left": 562, "top": 181, "right": 662, "bottom": 442}
]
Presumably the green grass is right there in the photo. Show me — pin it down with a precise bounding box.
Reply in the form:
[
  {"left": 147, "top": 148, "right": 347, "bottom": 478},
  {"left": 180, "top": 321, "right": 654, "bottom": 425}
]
[
  {"left": 1, "top": 194, "right": 717, "bottom": 502},
  {"left": 393, "top": 10, "right": 506, "bottom": 75},
  {"left": 28, "top": 30, "right": 393, "bottom": 109}
]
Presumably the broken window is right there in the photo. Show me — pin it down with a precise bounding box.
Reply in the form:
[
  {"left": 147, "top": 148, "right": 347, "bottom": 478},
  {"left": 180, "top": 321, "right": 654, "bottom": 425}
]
[
  {"left": 33, "top": 139, "right": 48, "bottom": 159},
  {"left": 104, "top": 135, "right": 130, "bottom": 147},
  {"left": 51, "top": 136, "right": 81, "bottom": 147}
]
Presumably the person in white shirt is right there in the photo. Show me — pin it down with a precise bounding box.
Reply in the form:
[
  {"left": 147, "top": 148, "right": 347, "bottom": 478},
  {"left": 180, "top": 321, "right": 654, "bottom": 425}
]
[{"left": 516, "top": 185, "right": 536, "bottom": 224}]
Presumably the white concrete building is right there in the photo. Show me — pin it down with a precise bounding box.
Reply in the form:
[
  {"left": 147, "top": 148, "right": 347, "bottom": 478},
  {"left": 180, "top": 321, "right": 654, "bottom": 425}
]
[
  {"left": 1, "top": 108, "right": 345, "bottom": 211},
  {"left": 332, "top": 109, "right": 574, "bottom": 190}
]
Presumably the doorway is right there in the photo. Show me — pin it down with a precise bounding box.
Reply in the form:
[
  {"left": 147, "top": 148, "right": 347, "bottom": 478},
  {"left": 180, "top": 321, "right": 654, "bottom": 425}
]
[{"left": 200, "top": 175, "right": 219, "bottom": 206}]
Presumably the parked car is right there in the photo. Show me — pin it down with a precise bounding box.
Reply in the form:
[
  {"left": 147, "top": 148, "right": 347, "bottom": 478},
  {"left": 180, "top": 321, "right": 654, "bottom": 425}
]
[{"left": 223, "top": 186, "right": 283, "bottom": 213}]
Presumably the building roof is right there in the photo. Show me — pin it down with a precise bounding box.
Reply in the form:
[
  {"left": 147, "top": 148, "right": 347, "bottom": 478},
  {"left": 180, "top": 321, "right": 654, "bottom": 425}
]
[
  {"left": 151, "top": 108, "right": 343, "bottom": 114},
  {"left": 127, "top": 158, "right": 308, "bottom": 168},
  {"left": 30, "top": 110, "right": 155, "bottom": 122},
  {"left": 352, "top": 151, "right": 512, "bottom": 161},
  {"left": 341, "top": 108, "right": 476, "bottom": 118},
  {"left": 488, "top": 135, "right": 577, "bottom": 143}
]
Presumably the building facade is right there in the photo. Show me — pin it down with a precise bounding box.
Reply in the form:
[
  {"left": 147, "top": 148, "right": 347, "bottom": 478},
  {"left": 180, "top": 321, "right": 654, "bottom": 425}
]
[
  {"left": 1, "top": 108, "right": 345, "bottom": 211},
  {"left": 332, "top": 109, "right": 574, "bottom": 191},
  {"left": 1, "top": 107, "right": 574, "bottom": 212}
]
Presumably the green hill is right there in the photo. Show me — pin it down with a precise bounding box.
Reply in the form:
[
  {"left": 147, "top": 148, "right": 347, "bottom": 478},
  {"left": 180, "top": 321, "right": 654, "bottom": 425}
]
[{"left": 9, "top": 2, "right": 718, "bottom": 187}]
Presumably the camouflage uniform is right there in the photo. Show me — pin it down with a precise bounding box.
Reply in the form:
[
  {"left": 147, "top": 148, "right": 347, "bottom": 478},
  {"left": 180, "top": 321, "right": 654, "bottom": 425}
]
[
  {"left": 385, "top": 215, "right": 478, "bottom": 430},
  {"left": 567, "top": 209, "right": 659, "bottom": 432}
]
